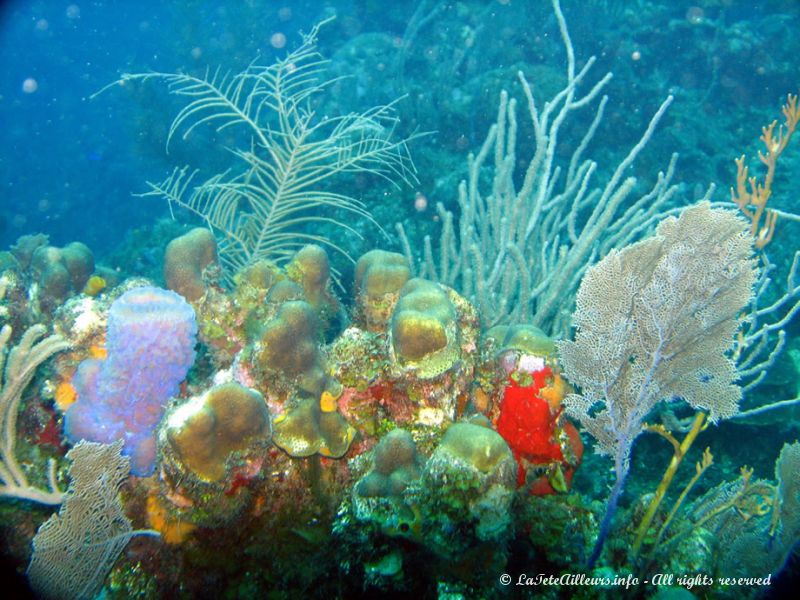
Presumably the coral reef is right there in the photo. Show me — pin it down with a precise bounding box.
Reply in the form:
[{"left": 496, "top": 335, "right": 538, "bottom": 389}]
[
  {"left": 351, "top": 428, "right": 422, "bottom": 537},
  {"left": 285, "top": 244, "right": 339, "bottom": 326},
  {"left": 4, "top": 2, "right": 800, "bottom": 596},
  {"left": 161, "top": 382, "right": 271, "bottom": 482},
  {"left": 3, "top": 235, "right": 100, "bottom": 321},
  {"left": 390, "top": 278, "right": 458, "bottom": 376},
  {"left": 27, "top": 440, "right": 159, "bottom": 600},
  {"left": 414, "top": 419, "right": 517, "bottom": 552},
  {"left": 253, "top": 300, "right": 329, "bottom": 398},
  {"left": 272, "top": 395, "right": 355, "bottom": 459}
]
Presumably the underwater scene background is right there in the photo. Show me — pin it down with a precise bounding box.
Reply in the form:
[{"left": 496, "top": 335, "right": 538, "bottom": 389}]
[{"left": 1, "top": 0, "right": 799, "bottom": 598}]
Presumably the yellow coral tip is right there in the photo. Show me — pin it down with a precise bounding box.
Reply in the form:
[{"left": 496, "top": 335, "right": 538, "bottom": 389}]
[
  {"left": 89, "top": 344, "right": 108, "bottom": 359},
  {"left": 83, "top": 275, "right": 106, "bottom": 296},
  {"left": 319, "top": 390, "right": 338, "bottom": 413},
  {"left": 55, "top": 380, "right": 77, "bottom": 411}
]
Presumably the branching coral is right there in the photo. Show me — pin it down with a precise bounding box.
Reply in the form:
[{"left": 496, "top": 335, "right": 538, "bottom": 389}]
[
  {"left": 398, "top": 0, "right": 678, "bottom": 335},
  {"left": 731, "top": 93, "right": 799, "bottom": 248},
  {"left": 0, "top": 324, "right": 69, "bottom": 505},
  {"left": 102, "top": 19, "right": 418, "bottom": 279}
]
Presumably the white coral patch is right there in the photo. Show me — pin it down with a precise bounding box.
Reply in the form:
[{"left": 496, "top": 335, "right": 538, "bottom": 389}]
[{"left": 518, "top": 354, "right": 545, "bottom": 373}]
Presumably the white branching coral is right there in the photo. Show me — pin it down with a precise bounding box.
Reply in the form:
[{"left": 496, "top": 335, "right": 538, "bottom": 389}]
[{"left": 398, "top": 0, "right": 678, "bottom": 336}]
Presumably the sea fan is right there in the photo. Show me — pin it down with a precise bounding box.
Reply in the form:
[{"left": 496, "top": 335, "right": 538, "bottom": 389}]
[
  {"left": 26, "top": 440, "right": 159, "bottom": 600},
  {"left": 107, "top": 18, "right": 417, "bottom": 278}
]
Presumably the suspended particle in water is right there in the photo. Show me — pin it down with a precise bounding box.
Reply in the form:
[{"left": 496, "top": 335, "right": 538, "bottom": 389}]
[
  {"left": 414, "top": 192, "right": 428, "bottom": 213},
  {"left": 270, "top": 32, "right": 287, "bottom": 49},
  {"left": 22, "top": 78, "right": 38, "bottom": 93},
  {"left": 686, "top": 6, "right": 705, "bottom": 25}
]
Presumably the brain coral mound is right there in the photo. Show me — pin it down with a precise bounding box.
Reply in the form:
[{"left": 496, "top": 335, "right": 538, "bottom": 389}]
[
  {"left": 286, "top": 244, "right": 339, "bottom": 323},
  {"left": 417, "top": 419, "right": 517, "bottom": 551},
  {"left": 390, "top": 278, "right": 458, "bottom": 373},
  {"left": 156, "top": 383, "right": 273, "bottom": 527},
  {"left": 354, "top": 250, "right": 410, "bottom": 332},
  {"left": 31, "top": 241, "right": 95, "bottom": 313},
  {"left": 162, "top": 383, "right": 271, "bottom": 482},
  {"left": 485, "top": 324, "right": 556, "bottom": 359},
  {"left": 356, "top": 429, "right": 421, "bottom": 499},
  {"left": 255, "top": 300, "right": 329, "bottom": 397},
  {"left": 352, "top": 428, "right": 423, "bottom": 538},
  {"left": 436, "top": 420, "right": 515, "bottom": 474},
  {"left": 163, "top": 228, "right": 219, "bottom": 301},
  {"left": 64, "top": 286, "right": 197, "bottom": 476}
]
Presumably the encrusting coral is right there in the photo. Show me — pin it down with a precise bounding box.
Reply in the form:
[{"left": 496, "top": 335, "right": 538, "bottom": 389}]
[{"left": 272, "top": 395, "right": 356, "bottom": 459}]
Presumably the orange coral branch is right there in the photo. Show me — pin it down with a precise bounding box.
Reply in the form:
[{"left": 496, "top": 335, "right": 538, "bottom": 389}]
[{"left": 731, "top": 93, "right": 799, "bottom": 248}]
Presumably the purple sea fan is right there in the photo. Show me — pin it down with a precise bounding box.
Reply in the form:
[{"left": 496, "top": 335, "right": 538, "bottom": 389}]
[{"left": 65, "top": 286, "right": 197, "bottom": 475}]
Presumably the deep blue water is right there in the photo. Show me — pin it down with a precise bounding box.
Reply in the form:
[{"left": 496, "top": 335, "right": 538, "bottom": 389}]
[
  {"left": 2, "top": 1, "right": 799, "bottom": 259},
  {"left": 0, "top": 1, "right": 330, "bottom": 254}
]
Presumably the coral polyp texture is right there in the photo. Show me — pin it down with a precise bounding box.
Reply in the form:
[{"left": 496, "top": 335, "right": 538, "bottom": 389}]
[{"left": 64, "top": 286, "right": 197, "bottom": 475}]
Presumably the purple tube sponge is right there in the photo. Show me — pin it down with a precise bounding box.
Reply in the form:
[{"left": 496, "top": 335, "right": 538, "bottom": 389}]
[{"left": 65, "top": 286, "right": 197, "bottom": 476}]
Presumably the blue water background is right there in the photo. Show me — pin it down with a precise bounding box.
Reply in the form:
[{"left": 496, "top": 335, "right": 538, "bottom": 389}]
[{"left": 1, "top": 0, "right": 799, "bottom": 260}]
